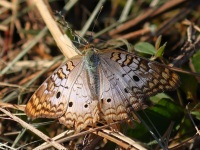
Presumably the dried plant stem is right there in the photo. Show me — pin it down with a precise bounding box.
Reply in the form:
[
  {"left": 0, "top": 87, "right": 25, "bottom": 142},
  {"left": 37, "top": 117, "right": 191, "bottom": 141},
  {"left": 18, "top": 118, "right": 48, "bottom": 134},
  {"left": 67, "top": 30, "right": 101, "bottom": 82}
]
[
  {"left": 80, "top": 0, "right": 106, "bottom": 37},
  {"left": 10, "top": 60, "right": 59, "bottom": 72},
  {"left": 0, "top": 107, "right": 67, "bottom": 150},
  {"left": 0, "top": 102, "right": 25, "bottom": 111},
  {"left": 33, "top": 0, "right": 77, "bottom": 58},
  {"left": 34, "top": 130, "right": 74, "bottom": 150},
  {"left": 0, "top": 0, "right": 12, "bottom": 8},
  {"left": 109, "top": 0, "right": 187, "bottom": 36},
  {"left": 96, "top": 129, "right": 147, "bottom": 150},
  {"left": 0, "top": 27, "right": 48, "bottom": 75},
  {"left": 36, "top": 119, "right": 147, "bottom": 150}
]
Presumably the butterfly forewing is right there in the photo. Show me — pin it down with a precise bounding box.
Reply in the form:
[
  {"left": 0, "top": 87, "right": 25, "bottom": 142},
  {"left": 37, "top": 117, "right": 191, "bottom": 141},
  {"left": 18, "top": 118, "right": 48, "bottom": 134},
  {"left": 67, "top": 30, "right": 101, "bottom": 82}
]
[
  {"left": 25, "top": 57, "right": 82, "bottom": 119},
  {"left": 100, "top": 50, "right": 180, "bottom": 97}
]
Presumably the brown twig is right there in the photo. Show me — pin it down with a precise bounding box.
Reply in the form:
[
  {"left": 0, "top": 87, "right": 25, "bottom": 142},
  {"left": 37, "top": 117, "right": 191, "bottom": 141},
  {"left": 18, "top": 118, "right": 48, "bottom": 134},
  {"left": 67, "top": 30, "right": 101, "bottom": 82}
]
[
  {"left": 0, "top": 102, "right": 25, "bottom": 111},
  {"left": 115, "top": 27, "right": 151, "bottom": 40},
  {"left": 0, "top": 107, "right": 66, "bottom": 150},
  {"left": 33, "top": 0, "right": 77, "bottom": 58},
  {"left": 109, "top": 0, "right": 187, "bottom": 37},
  {"left": 109, "top": 8, "right": 156, "bottom": 36}
]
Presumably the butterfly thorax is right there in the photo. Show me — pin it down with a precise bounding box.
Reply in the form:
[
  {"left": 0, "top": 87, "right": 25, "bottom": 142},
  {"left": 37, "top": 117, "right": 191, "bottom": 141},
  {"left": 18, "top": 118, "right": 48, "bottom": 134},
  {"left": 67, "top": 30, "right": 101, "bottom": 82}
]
[{"left": 84, "top": 49, "right": 100, "bottom": 97}]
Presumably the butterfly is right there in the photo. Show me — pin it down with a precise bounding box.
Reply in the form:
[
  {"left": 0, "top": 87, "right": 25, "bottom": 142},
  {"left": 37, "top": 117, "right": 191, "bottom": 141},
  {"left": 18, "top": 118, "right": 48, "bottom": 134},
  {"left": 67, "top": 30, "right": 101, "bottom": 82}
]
[{"left": 25, "top": 47, "right": 180, "bottom": 132}]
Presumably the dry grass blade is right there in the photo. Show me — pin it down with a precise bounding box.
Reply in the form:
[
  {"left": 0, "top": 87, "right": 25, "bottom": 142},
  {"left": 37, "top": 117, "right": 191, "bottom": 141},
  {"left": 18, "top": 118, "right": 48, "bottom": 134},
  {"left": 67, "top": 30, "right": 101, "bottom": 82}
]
[
  {"left": 0, "top": 107, "right": 66, "bottom": 150},
  {"left": 1, "top": 0, "right": 200, "bottom": 149},
  {"left": 34, "top": 130, "right": 74, "bottom": 150},
  {"left": 109, "top": 8, "right": 156, "bottom": 36},
  {"left": 33, "top": 0, "right": 77, "bottom": 58},
  {"left": 0, "top": 0, "right": 12, "bottom": 8},
  {"left": 34, "top": 120, "right": 127, "bottom": 149},
  {"left": 0, "top": 143, "right": 16, "bottom": 150},
  {"left": 95, "top": 129, "right": 148, "bottom": 150},
  {"left": 0, "top": 102, "right": 25, "bottom": 111},
  {"left": 10, "top": 60, "right": 56, "bottom": 72},
  {"left": 109, "top": 0, "right": 187, "bottom": 36},
  {"left": 0, "top": 27, "right": 48, "bottom": 75},
  {"left": 35, "top": 119, "right": 148, "bottom": 150}
]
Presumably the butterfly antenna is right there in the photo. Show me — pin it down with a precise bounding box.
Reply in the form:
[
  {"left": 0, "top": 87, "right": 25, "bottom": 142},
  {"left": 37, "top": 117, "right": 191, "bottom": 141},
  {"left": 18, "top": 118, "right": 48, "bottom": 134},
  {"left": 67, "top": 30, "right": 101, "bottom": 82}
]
[
  {"left": 89, "top": 6, "right": 104, "bottom": 43},
  {"left": 55, "top": 11, "right": 88, "bottom": 46}
]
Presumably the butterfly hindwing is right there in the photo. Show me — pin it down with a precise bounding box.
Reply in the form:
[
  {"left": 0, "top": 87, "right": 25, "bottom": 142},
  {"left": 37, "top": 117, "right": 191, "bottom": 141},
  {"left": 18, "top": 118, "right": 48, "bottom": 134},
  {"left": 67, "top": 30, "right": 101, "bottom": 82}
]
[
  {"left": 99, "top": 65, "right": 130, "bottom": 122},
  {"left": 58, "top": 65, "right": 99, "bottom": 131}
]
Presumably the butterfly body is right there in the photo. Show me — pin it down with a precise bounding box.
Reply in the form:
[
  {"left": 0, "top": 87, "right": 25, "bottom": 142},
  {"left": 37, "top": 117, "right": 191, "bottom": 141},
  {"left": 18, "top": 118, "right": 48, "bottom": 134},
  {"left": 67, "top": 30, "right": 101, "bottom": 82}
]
[
  {"left": 25, "top": 48, "right": 180, "bottom": 131},
  {"left": 84, "top": 49, "right": 100, "bottom": 98}
]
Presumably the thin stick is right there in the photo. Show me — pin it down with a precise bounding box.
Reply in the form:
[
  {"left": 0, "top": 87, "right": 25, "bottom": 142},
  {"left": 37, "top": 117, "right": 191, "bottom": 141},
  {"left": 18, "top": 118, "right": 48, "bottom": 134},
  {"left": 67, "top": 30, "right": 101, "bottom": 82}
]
[
  {"left": 33, "top": 0, "right": 77, "bottom": 58},
  {"left": 186, "top": 104, "right": 200, "bottom": 135},
  {"left": 0, "top": 27, "right": 48, "bottom": 75},
  {"left": 0, "top": 0, "right": 12, "bottom": 8},
  {"left": 0, "top": 102, "right": 25, "bottom": 111},
  {"left": 96, "top": 129, "right": 147, "bottom": 150},
  {"left": 36, "top": 119, "right": 147, "bottom": 150},
  {"left": 0, "top": 107, "right": 67, "bottom": 150},
  {"left": 134, "top": 111, "right": 168, "bottom": 150}
]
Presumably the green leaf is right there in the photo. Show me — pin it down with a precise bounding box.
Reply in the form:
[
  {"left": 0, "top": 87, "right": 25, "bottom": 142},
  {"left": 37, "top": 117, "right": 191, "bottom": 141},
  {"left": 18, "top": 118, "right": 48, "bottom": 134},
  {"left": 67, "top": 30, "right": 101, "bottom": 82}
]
[
  {"left": 149, "top": 98, "right": 183, "bottom": 118},
  {"left": 155, "top": 42, "right": 167, "bottom": 58},
  {"left": 150, "top": 93, "right": 173, "bottom": 103},
  {"left": 191, "top": 110, "right": 200, "bottom": 120},
  {"left": 127, "top": 98, "right": 183, "bottom": 144},
  {"left": 155, "top": 35, "right": 162, "bottom": 50},
  {"left": 191, "top": 50, "right": 200, "bottom": 73},
  {"left": 134, "top": 42, "right": 156, "bottom": 55},
  {"left": 180, "top": 73, "right": 198, "bottom": 100}
]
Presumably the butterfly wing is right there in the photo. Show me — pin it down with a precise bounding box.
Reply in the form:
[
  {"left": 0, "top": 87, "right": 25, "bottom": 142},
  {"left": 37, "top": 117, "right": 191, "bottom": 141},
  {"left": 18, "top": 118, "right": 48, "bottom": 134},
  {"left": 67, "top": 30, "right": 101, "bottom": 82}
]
[
  {"left": 98, "top": 66, "right": 131, "bottom": 122},
  {"left": 58, "top": 66, "right": 99, "bottom": 131},
  {"left": 25, "top": 57, "right": 83, "bottom": 119},
  {"left": 25, "top": 56, "right": 99, "bottom": 131},
  {"left": 25, "top": 49, "right": 180, "bottom": 130},
  {"left": 99, "top": 50, "right": 180, "bottom": 122}
]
